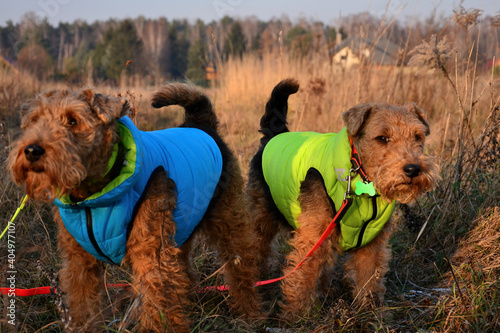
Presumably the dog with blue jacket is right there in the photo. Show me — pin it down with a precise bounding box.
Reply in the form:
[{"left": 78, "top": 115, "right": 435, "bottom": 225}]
[{"left": 8, "top": 83, "right": 261, "bottom": 332}]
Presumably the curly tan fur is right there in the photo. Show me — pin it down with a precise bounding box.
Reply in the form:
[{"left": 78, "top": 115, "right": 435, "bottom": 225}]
[
  {"left": 247, "top": 79, "right": 439, "bottom": 321},
  {"left": 8, "top": 84, "right": 261, "bottom": 332}
]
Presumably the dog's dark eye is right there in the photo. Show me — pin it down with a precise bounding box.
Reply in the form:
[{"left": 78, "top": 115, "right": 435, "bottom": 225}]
[
  {"left": 414, "top": 133, "right": 424, "bottom": 142},
  {"left": 68, "top": 118, "right": 78, "bottom": 126},
  {"left": 376, "top": 136, "right": 389, "bottom": 143}
]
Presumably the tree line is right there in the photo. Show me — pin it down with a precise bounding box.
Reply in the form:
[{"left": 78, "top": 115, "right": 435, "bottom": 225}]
[{"left": 0, "top": 9, "right": 498, "bottom": 85}]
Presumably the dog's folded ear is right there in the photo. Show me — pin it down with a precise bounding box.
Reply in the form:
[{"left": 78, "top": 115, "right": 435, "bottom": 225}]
[
  {"left": 80, "top": 89, "right": 131, "bottom": 124},
  {"left": 342, "top": 103, "right": 375, "bottom": 138},
  {"left": 408, "top": 103, "right": 431, "bottom": 136}
]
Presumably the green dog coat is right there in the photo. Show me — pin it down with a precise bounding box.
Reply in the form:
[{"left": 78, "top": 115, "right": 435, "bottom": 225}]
[{"left": 262, "top": 127, "right": 395, "bottom": 251}]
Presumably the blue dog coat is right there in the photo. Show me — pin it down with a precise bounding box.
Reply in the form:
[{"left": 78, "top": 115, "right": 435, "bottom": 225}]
[{"left": 54, "top": 116, "right": 223, "bottom": 265}]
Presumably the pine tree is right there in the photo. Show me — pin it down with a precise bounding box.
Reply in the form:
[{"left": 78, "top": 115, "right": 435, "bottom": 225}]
[
  {"left": 159, "top": 21, "right": 190, "bottom": 79},
  {"left": 93, "top": 20, "right": 143, "bottom": 83},
  {"left": 223, "top": 22, "right": 246, "bottom": 59},
  {"left": 186, "top": 39, "right": 207, "bottom": 85},
  {"left": 168, "top": 23, "right": 189, "bottom": 78}
]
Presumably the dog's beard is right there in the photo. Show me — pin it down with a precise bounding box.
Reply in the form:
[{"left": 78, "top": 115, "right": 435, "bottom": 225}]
[
  {"left": 9, "top": 144, "right": 87, "bottom": 203},
  {"left": 373, "top": 158, "right": 439, "bottom": 204}
]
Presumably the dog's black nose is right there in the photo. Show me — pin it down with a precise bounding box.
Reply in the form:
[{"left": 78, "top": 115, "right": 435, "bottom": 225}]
[
  {"left": 24, "top": 144, "right": 45, "bottom": 162},
  {"left": 403, "top": 164, "right": 421, "bottom": 178}
]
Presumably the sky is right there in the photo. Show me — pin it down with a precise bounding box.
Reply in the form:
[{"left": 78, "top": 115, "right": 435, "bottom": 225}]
[{"left": 0, "top": 0, "right": 498, "bottom": 27}]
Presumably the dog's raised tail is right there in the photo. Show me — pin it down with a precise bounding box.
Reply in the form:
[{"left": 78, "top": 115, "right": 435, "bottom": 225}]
[
  {"left": 259, "top": 78, "right": 299, "bottom": 144},
  {"left": 151, "top": 82, "right": 218, "bottom": 131}
]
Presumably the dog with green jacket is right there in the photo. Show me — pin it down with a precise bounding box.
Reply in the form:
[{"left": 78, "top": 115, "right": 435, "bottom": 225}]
[{"left": 247, "top": 78, "right": 439, "bottom": 321}]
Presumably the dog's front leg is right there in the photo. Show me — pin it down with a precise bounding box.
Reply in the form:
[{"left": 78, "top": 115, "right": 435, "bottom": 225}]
[
  {"left": 345, "top": 218, "right": 393, "bottom": 307},
  {"left": 280, "top": 170, "right": 340, "bottom": 321},
  {"left": 126, "top": 172, "right": 191, "bottom": 333},
  {"left": 55, "top": 210, "right": 105, "bottom": 332}
]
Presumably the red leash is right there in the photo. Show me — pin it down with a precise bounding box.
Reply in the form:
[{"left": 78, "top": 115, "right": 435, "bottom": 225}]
[
  {"left": 0, "top": 286, "right": 54, "bottom": 296},
  {"left": 0, "top": 283, "right": 130, "bottom": 296}
]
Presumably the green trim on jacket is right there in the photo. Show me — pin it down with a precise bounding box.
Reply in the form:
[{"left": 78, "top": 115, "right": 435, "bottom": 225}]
[{"left": 262, "top": 128, "right": 395, "bottom": 251}]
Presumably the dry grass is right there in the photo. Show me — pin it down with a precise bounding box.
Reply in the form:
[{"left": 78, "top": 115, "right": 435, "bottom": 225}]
[
  {"left": 0, "top": 16, "right": 499, "bottom": 332},
  {"left": 435, "top": 207, "right": 500, "bottom": 332}
]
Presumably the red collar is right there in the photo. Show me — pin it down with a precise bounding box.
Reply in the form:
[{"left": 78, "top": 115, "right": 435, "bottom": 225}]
[{"left": 348, "top": 136, "right": 371, "bottom": 183}]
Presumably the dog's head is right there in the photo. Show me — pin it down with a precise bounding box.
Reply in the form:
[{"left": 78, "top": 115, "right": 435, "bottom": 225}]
[
  {"left": 8, "top": 89, "right": 130, "bottom": 202},
  {"left": 342, "top": 103, "right": 439, "bottom": 203}
]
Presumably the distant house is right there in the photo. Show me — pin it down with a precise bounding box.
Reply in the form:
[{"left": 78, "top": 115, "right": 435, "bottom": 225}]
[{"left": 333, "top": 36, "right": 400, "bottom": 67}]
